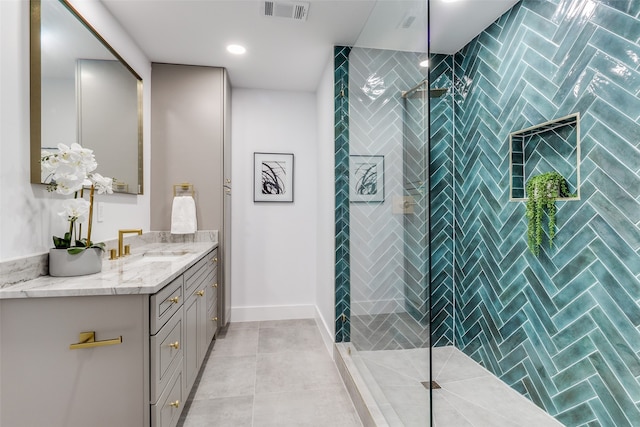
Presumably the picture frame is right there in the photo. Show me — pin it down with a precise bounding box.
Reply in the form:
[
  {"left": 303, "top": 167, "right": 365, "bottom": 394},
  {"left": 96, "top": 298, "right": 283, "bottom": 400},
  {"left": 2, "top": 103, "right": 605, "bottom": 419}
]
[
  {"left": 350, "top": 155, "right": 384, "bottom": 203},
  {"left": 254, "top": 152, "right": 294, "bottom": 202}
]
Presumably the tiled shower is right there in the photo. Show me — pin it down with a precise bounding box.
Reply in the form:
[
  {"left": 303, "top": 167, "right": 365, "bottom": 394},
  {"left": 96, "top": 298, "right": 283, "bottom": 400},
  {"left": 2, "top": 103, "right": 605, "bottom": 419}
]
[{"left": 335, "top": 0, "right": 640, "bottom": 426}]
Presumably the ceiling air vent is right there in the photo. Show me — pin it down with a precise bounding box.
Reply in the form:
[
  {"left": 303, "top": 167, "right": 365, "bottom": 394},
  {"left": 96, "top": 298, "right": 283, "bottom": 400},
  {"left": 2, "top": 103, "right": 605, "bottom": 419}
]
[
  {"left": 397, "top": 9, "right": 418, "bottom": 29},
  {"left": 263, "top": 1, "right": 309, "bottom": 21}
]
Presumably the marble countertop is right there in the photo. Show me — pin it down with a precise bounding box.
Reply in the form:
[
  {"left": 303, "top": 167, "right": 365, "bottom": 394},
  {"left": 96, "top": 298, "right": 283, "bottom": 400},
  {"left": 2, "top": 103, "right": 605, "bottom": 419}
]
[{"left": 0, "top": 241, "right": 217, "bottom": 299}]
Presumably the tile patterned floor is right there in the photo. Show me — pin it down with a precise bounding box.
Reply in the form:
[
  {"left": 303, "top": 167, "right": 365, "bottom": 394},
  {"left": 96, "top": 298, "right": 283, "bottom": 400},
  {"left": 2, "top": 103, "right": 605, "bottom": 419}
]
[
  {"left": 352, "top": 345, "right": 564, "bottom": 427},
  {"left": 178, "top": 319, "right": 362, "bottom": 427}
]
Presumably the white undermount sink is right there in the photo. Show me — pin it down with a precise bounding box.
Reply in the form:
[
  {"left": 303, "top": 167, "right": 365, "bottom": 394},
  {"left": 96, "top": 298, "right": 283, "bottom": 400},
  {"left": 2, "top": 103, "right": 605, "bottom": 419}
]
[{"left": 138, "top": 250, "right": 192, "bottom": 262}]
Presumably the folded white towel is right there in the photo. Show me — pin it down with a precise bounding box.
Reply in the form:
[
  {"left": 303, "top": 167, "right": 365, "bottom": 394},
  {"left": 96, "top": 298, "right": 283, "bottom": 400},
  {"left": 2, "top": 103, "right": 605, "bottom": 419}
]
[{"left": 171, "top": 196, "right": 197, "bottom": 234}]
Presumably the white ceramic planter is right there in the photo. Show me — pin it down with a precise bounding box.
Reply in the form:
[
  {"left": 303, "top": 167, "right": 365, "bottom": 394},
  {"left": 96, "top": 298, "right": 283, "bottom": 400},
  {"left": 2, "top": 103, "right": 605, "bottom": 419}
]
[{"left": 48, "top": 247, "right": 103, "bottom": 277}]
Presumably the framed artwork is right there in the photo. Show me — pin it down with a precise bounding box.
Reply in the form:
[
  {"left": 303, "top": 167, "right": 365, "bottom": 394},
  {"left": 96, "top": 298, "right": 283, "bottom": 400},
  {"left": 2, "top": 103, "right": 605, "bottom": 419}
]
[
  {"left": 254, "top": 152, "right": 294, "bottom": 202},
  {"left": 350, "top": 155, "right": 384, "bottom": 202}
]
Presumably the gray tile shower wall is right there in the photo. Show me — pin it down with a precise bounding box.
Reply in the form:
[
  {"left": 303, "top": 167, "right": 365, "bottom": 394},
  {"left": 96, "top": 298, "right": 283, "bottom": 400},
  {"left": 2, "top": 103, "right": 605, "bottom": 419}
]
[{"left": 443, "top": 0, "right": 640, "bottom": 425}]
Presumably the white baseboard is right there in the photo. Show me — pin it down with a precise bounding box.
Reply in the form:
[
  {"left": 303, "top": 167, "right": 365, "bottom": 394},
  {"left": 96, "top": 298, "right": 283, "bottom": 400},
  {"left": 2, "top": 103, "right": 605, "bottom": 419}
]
[
  {"left": 315, "top": 306, "right": 335, "bottom": 357},
  {"left": 230, "top": 304, "right": 316, "bottom": 322}
]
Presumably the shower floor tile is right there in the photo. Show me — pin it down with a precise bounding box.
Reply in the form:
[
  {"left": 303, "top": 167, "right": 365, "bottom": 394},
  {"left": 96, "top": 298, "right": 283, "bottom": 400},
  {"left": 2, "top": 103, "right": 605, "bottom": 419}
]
[{"left": 346, "top": 345, "right": 563, "bottom": 427}]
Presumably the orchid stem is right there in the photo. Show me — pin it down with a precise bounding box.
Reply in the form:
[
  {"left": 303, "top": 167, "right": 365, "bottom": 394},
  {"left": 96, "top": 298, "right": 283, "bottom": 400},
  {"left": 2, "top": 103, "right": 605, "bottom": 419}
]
[
  {"left": 86, "top": 185, "right": 95, "bottom": 247},
  {"left": 69, "top": 191, "right": 78, "bottom": 243},
  {"left": 78, "top": 188, "right": 84, "bottom": 242}
]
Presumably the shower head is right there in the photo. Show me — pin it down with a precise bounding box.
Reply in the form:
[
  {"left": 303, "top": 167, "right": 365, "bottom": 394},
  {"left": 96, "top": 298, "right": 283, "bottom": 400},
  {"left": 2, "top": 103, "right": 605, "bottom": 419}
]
[{"left": 401, "top": 82, "right": 449, "bottom": 99}]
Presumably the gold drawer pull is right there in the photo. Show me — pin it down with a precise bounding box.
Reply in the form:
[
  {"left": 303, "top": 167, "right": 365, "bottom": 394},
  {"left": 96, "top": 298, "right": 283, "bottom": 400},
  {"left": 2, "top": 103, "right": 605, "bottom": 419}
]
[
  {"left": 69, "top": 331, "right": 122, "bottom": 350},
  {"left": 169, "top": 341, "right": 180, "bottom": 350},
  {"left": 211, "top": 317, "right": 218, "bottom": 322},
  {"left": 169, "top": 400, "right": 180, "bottom": 408},
  {"left": 168, "top": 296, "right": 180, "bottom": 304},
  {"left": 212, "top": 283, "right": 218, "bottom": 288},
  {"left": 196, "top": 290, "right": 205, "bottom": 297},
  {"left": 212, "top": 257, "right": 218, "bottom": 263}
]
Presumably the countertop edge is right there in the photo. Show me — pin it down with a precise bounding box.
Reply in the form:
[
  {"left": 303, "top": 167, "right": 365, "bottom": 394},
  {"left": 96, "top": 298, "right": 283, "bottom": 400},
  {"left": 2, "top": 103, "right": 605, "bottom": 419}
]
[{"left": 0, "top": 242, "right": 218, "bottom": 300}]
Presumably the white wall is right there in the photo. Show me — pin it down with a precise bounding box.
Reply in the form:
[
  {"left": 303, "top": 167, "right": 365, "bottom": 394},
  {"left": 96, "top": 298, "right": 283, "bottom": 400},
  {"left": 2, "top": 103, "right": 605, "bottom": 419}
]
[
  {"left": 315, "top": 58, "right": 336, "bottom": 346},
  {"left": 0, "top": 0, "right": 151, "bottom": 261},
  {"left": 230, "top": 88, "right": 318, "bottom": 321}
]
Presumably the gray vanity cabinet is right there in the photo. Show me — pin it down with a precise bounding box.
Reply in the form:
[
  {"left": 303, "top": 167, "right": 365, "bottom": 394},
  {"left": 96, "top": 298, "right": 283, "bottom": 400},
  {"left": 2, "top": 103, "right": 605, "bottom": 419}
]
[
  {"left": 150, "top": 248, "right": 218, "bottom": 427},
  {"left": 0, "top": 295, "right": 149, "bottom": 427},
  {"left": 183, "top": 250, "right": 218, "bottom": 395},
  {"left": 0, "top": 248, "right": 218, "bottom": 427},
  {"left": 150, "top": 275, "right": 185, "bottom": 427}
]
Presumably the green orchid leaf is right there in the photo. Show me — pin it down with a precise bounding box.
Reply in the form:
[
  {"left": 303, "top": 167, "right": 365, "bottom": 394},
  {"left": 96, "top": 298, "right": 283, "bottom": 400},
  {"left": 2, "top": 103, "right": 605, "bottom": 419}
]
[
  {"left": 67, "top": 247, "right": 86, "bottom": 255},
  {"left": 52, "top": 235, "right": 70, "bottom": 249}
]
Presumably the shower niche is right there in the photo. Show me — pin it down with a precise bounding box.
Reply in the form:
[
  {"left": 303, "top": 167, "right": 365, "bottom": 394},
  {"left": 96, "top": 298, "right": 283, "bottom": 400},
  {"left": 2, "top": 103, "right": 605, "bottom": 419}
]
[{"left": 509, "top": 113, "right": 581, "bottom": 200}]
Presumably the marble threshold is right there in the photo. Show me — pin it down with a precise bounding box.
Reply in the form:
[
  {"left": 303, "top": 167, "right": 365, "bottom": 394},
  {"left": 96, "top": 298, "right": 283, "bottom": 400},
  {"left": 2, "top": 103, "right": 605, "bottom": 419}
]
[{"left": 0, "top": 231, "right": 217, "bottom": 298}]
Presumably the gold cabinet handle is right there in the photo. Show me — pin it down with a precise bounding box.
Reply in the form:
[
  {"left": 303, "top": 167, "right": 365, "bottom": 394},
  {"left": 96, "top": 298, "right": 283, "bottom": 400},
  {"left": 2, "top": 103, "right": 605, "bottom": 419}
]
[
  {"left": 196, "top": 290, "right": 205, "bottom": 297},
  {"left": 212, "top": 283, "right": 218, "bottom": 288},
  {"left": 168, "top": 296, "right": 180, "bottom": 304},
  {"left": 169, "top": 341, "right": 180, "bottom": 350},
  {"left": 69, "top": 331, "right": 122, "bottom": 350},
  {"left": 211, "top": 317, "right": 218, "bottom": 322},
  {"left": 212, "top": 257, "right": 218, "bottom": 263},
  {"left": 169, "top": 400, "right": 180, "bottom": 408}
]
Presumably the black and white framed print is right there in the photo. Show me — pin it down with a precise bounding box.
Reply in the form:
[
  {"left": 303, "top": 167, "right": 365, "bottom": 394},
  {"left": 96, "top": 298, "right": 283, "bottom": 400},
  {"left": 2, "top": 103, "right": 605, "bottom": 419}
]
[
  {"left": 254, "top": 152, "right": 294, "bottom": 202},
  {"left": 350, "top": 155, "right": 384, "bottom": 202}
]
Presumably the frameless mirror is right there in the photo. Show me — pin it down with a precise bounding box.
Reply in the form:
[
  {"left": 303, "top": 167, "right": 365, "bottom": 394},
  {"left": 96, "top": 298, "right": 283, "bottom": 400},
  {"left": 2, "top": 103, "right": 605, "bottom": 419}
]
[{"left": 30, "top": 0, "right": 143, "bottom": 194}]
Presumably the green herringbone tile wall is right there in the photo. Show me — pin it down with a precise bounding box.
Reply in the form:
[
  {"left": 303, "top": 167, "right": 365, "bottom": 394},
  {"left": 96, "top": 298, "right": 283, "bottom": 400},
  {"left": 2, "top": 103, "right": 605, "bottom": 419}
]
[
  {"left": 335, "top": 46, "right": 351, "bottom": 343},
  {"left": 449, "top": 0, "right": 640, "bottom": 425},
  {"left": 430, "top": 54, "right": 455, "bottom": 347}
]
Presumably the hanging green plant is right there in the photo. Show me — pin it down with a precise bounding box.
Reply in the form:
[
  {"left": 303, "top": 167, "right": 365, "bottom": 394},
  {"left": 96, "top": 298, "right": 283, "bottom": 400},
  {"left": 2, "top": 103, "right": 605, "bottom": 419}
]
[{"left": 525, "top": 171, "right": 572, "bottom": 256}]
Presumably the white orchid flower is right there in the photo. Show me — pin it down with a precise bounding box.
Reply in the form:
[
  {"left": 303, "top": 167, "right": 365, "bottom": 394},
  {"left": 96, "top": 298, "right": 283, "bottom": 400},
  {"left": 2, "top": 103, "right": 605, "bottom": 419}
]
[
  {"left": 90, "top": 173, "right": 114, "bottom": 195},
  {"left": 71, "top": 143, "right": 98, "bottom": 174},
  {"left": 59, "top": 198, "right": 90, "bottom": 224},
  {"left": 43, "top": 142, "right": 109, "bottom": 250},
  {"left": 56, "top": 143, "right": 97, "bottom": 175},
  {"left": 53, "top": 172, "right": 85, "bottom": 195}
]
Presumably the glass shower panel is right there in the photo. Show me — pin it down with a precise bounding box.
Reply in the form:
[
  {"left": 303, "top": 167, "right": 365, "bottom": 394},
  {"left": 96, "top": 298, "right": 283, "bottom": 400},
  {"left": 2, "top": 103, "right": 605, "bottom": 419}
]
[
  {"left": 348, "top": 48, "right": 429, "bottom": 351},
  {"left": 335, "top": 2, "right": 431, "bottom": 425}
]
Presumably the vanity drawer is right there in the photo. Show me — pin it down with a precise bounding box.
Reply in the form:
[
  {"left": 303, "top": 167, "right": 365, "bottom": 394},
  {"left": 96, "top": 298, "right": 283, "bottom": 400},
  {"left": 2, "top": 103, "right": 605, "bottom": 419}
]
[
  {"left": 150, "top": 309, "right": 183, "bottom": 402},
  {"left": 151, "top": 362, "right": 183, "bottom": 427},
  {"left": 185, "top": 249, "right": 216, "bottom": 295},
  {"left": 150, "top": 275, "right": 184, "bottom": 334}
]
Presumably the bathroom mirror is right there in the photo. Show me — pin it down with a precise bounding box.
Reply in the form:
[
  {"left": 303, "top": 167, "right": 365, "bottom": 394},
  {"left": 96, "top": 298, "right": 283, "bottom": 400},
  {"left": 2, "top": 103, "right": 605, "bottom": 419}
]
[{"left": 30, "top": 0, "right": 143, "bottom": 194}]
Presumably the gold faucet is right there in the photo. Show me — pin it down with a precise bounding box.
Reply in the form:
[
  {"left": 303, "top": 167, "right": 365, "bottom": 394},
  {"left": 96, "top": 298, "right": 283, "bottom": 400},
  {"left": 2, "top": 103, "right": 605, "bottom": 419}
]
[{"left": 118, "top": 229, "right": 142, "bottom": 258}]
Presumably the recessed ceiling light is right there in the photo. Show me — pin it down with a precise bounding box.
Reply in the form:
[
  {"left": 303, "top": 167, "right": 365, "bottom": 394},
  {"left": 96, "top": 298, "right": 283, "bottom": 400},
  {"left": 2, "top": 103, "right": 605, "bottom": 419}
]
[
  {"left": 227, "top": 44, "right": 246, "bottom": 55},
  {"left": 419, "top": 60, "right": 429, "bottom": 68}
]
